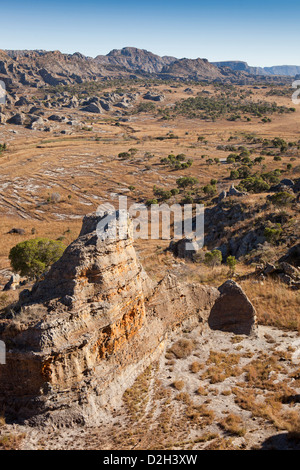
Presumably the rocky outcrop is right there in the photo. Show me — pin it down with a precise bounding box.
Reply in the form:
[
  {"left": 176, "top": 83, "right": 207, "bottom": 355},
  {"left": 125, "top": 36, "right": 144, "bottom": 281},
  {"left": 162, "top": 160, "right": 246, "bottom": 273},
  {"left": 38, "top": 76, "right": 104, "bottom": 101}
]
[
  {"left": 3, "top": 274, "right": 21, "bottom": 291},
  {"left": 0, "top": 212, "right": 219, "bottom": 425},
  {"left": 217, "top": 185, "right": 247, "bottom": 202},
  {"left": 6, "top": 113, "right": 26, "bottom": 125},
  {"left": 279, "top": 243, "right": 300, "bottom": 267},
  {"left": 80, "top": 103, "right": 103, "bottom": 114},
  {"left": 161, "top": 58, "right": 224, "bottom": 80},
  {"left": 258, "top": 258, "right": 300, "bottom": 290},
  {"left": 143, "top": 91, "right": 165, "bottom": 102},
  {"left": 198, "top": 200, "right": 266, "bottom": 260},
  {"left": 228, "top": 184, "right": 247, "bottom": 197},
  {"left": 167, "top": 238, "right": 199, "bottom": 260},
  {"left": 208, "top": 280, "right": 257, "bottom": 336}
]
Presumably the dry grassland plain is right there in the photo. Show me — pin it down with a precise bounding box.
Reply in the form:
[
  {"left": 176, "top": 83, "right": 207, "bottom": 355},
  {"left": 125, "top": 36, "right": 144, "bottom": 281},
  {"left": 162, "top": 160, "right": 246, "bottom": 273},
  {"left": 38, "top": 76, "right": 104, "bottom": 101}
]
[{"left": 0, "top": 79, "right": 299, "bottom": 450}]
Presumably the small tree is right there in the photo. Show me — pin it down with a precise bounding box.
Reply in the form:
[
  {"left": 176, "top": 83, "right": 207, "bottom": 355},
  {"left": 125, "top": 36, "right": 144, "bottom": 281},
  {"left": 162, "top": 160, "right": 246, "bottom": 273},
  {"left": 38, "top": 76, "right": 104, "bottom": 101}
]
[
  {"left": 227, "top": 255, "right": 237, "bottom": 274},
  {"left": 203, "top": 184, "right": 217, "bottom": 198},
  {"left": 118, "top": 152, "right": 131, "bottom": 160},
  {"left": 264, "top": 226, "right": 282, "bottom": 245},
  {"left": 204, "top": 249, "right": 222, "bottom": 267},
  {"left": 176, "top": 176, "right": 199, "bottom": 190},
  {"left": 9, "top": 238, "right": 66, "bottom": 279}
]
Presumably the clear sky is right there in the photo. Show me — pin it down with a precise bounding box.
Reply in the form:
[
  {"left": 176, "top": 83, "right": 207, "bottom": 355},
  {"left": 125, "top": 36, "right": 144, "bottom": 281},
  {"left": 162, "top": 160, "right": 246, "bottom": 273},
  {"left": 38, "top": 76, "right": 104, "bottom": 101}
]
[{"left": 1, "top": 0, "right": 299, "bottom": 67}]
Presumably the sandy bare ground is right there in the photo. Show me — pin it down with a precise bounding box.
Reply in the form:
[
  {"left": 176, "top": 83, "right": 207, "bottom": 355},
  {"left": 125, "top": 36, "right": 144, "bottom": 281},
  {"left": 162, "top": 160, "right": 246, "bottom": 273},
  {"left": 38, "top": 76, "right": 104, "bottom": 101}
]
[{"left": 1, "top": 324, "right": 299, "bottom": 451}]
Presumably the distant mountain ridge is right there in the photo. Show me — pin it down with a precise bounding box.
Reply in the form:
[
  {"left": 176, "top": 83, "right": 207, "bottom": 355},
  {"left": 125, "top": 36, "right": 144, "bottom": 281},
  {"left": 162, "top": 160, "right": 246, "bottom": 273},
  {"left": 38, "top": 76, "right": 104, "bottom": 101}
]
[
  {"left": 95, "top": 47, "right": 176, "bottom": 73},
  {"left": 212, "top": 60, "right": 300, "bottom": 77},
  {"left": 0, "top": 46, "right": 297, "bottom": 91}
]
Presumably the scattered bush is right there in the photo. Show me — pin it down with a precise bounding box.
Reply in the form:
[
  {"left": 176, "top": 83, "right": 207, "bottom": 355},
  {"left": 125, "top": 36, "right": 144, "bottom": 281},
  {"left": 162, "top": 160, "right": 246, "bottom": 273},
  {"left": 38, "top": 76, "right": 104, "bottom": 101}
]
[
  {"left": 176, "top": 176, "right": 199, "bottom": 189},
  {"left": 226, "top": 255, "right": 237, "bottom": 273},
  {"left": 237, "top": 177, "right": 270, "bottom": 193},
  {"left": 264, "top": 226, "right": 282, "bottom": 244},
  {"left": 269, "top": 192, "right": 295, "bottom": 207},
  {"left": 204, "top": 250, "right": 222, "bottom": 267},
  {"left": 9, "top": 238, "right": 66, "bottom": 279},
  {"left": 168, "top": 339, "right": 197, "bottom": 359}
]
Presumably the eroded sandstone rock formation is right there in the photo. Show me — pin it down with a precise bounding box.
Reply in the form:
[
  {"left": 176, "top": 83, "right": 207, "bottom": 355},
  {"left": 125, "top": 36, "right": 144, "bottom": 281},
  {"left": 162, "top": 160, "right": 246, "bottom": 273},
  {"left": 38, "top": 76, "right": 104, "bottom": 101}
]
[{"left": 0, "top": 212, "right": 219, "bottom": 425}]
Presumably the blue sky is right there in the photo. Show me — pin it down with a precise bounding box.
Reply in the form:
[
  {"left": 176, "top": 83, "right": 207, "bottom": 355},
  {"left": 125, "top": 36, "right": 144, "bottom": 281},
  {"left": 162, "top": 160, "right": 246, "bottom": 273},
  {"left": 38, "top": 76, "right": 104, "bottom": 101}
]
[{"left": 1, "top": 0, "right": 299, "bottom": 66}]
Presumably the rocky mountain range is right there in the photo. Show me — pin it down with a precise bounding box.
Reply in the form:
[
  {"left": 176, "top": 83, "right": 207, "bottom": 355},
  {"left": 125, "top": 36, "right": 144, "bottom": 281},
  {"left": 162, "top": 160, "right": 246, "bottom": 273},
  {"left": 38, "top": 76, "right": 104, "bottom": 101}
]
[
  {"left": 0, "top": 46, "right": 296, "bottom": 91},
  {"left": 212, "top": 60, "right": 300, "bottom": 77}
]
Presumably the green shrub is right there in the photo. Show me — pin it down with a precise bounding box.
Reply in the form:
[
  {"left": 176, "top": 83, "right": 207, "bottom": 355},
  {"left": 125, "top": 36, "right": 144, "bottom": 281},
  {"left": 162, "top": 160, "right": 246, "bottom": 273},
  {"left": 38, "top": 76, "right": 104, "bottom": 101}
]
[
  {"left": 264, "top": 226, "right": 282, "bottom": 244},
  {"left": 0, "top": 143, "right": 7, "bottom": 156},
  {"left": 9, "top": 238, "right": 66, "bottom": 279},
  {"left": 269, "top": 192, "right": 295, "bottom": 207},
  {"left": 118, "top": 152, "right": 131, "bottom": 160},
  {"left": 230, "top": 170, "right": 239, "bottom": 180},
  {"left": 146, "top": 198, "right": 158, "bottom": 207},
  {"left": 237, "top": 177, "right": 270, "bottom": 193},
  {"left": 227, "top": 255, "right": 237, "bottom": 273},
  {"left": 203, "top": 184, "right": 217, "bottom": 197},
  {"left": 204, "top": 250, "right": 222, "bottom": 267},
  {"left": 176, "top": 176, "right": 199, "bottom": 189}
]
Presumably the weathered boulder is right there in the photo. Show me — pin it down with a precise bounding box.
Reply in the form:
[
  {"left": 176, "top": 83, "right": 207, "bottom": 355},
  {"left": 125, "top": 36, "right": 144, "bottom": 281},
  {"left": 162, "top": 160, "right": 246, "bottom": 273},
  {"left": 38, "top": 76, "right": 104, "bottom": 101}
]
[
  {"left": 293, "top": 180, "right": 300, "bottom": 193},
  {"left": 228, "top": 184, "right": 247, "bottom": 197},
  {"left": 279, "top": 244, "right": 300, "bottom": 268},
  {"left": 257, "top": 258, "right": 300, "bottom": 289},
  {"left": 7, "top": 227, "right": 25, "bottom": 235},
  {"left": 66, "top": 96, "right": 79, "bottom": 108},
  {"left": 263, "top": 263, "right": 276, "bottom": 275},
  {"left": 280, "top": 262, "right": 300, "bottom": 279},
  {"left": 48, "top": 114, "right": 65, "bottom": 122},
  {"left": 28, "top": 115, "right": 45, "bottom": 130},
  {"left": 80, "top": 103, "right": 103, "bottom": 113},
  {"left": 280, "top": 179, "right": 294, "bottom": 188},
  {"left": 114, "top": 100, "right": 132, "bottom": 109},
  {"left": 167, "top": 237, "right": 199, "bottom": 260},
  {"left": 15, "top": 96, "right": 29, "bottom": 107},
  {"left": 143, "top": 91, "right": 165, "bottom": 102},
  {"left": 6, "top": 113, "right": 26, "bottom": 125},
  {"left": 278, "top": 272, "right": 293, "bottom": 286},
  {"left": 208, "top": 280, "right": 257, "bottom": 336},
  {"left": 99, "top": 99, "right": 112, "bottom": 111},
  {"left": 3, "top": 274, "right": 20, "bottom": 291},
  {"left": 218, "top": 190, "right": 227, "bottom": 202}
]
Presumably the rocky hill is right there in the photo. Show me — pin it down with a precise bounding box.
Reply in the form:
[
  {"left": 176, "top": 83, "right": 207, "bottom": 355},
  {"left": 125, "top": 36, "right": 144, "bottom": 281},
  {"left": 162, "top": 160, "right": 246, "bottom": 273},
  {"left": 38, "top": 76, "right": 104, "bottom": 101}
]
[
  {"left": 213, "top": 60, "right": 300, "bottom": 77},
  {"left": 95, "top": 46, "right": 176, "bottom": 74},
  {"left": 0, "top": 211, "right": 259, "bottom": 425},
  {"left": 160, "top": 57, "right": 228, "bottom": 80},
  {"left": 0, "top": 47, "right": 294, "bottom": 92}
]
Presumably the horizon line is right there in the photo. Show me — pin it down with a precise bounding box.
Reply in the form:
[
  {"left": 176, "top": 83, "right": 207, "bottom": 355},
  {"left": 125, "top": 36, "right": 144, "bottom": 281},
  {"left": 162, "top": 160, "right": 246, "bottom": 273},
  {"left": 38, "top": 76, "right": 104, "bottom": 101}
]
[{"left": 2, "top": 46, "right": 300, "bottom": 69}]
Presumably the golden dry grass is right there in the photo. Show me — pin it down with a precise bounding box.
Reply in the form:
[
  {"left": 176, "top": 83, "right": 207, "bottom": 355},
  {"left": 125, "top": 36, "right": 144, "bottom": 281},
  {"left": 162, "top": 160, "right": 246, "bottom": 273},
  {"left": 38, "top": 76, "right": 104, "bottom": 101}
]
[
  {"left": 219, "top": 413, "right": 246, "bottom": 437},
  {"left": 168, "top": 338, "right": 197, "bottom": 359},
  {"left": 241, "top": 278, "right": 300, "bottom": 332},
  {"left": 0, "top": 81, "right": 298, "bottom": 274}
]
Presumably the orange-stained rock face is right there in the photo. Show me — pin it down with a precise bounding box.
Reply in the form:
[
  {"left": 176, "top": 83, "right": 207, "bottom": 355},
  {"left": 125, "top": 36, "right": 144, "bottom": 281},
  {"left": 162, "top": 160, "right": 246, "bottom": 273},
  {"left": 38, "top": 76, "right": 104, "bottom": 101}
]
[
  {"left": 0, "top": 212, "right": 219, "bottom": 425},
  {"left": 94, "top": 296, "right": 146, "bottom": 360}
]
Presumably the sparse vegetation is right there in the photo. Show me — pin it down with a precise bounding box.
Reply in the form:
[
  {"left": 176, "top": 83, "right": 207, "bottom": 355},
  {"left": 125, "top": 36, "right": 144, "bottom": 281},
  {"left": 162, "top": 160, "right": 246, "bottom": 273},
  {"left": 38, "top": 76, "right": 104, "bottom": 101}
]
[{"left": 0, "top": 63, "right": 299, "bottom": 451}]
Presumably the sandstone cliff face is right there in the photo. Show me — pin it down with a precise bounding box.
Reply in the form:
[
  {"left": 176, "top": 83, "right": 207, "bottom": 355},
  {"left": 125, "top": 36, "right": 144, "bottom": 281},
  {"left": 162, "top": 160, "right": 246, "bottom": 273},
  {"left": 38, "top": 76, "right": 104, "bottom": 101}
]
[{"left": 0, "top": 213, "right": 219, "bottom": 425}]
